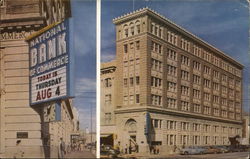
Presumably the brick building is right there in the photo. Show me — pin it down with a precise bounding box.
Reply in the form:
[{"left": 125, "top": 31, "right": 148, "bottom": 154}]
[{"left": 101, "top": 8, "right": 244, "bottom": 154}]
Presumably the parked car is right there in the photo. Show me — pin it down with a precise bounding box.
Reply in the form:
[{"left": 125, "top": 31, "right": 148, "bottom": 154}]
[
  {"left": 229, "top": 145, "right": 249, "bottom": 152},
  {"left": 180, "top": 146, "right": 206, "bottom": 155},
  {"left": 213, "top": 145, "right": 230, "bottom": 153},
  {"left": 100, "top": 145, "right": 120, "bottom": 158},
  {"left": 203, "top": 146, "right": 221, "bottom": 154}
]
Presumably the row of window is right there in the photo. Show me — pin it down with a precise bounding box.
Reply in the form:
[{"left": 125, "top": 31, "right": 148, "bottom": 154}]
[
  {"left": 147, "top": 31, "right": 242, "bottom": 77},
  {"left": 123, "top": 94, "right": 140, "bottom": 105},
  {"left": 123, "top": 21, "right": 141, "bottom": 38},
  {"left": 151, "top": 76, "right": 162, "bottom": 88},
  {"left": 123, "top": 41, "right": 140, "bottom": 53},
  {"left": 151, "top": 58, "right": 162, "bottom": 72},
  {"left": 152, "top": 119, "right": 241, "bottom": 134},
  {"left": 124, "top": 76, "right": 140, "bottom": 87}
]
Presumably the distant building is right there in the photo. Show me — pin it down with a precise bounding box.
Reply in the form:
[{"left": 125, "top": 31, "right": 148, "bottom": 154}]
[
  {"left": 101, "top": 61, "right": 116, "bottom": 146},
  {"left": 101, "top": 8, "right": 244, "bottom": 154},
  {"left": 0, "top": 0, "right": 74, "bottom": 158}
]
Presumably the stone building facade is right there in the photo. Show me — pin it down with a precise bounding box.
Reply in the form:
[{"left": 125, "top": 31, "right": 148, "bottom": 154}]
[
  {"left": 101, "top": 8, "right": 244, "bottom": 155},
  {"left": 100, "top": 61, "right": 116, "bottom": 146},
  {"left": 0, "top": 0, "right": 76, "bottom": 158}
]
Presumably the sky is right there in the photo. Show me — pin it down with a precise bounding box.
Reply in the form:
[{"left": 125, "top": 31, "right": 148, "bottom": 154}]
[
  {"left": 101, "top": 0, "right": 250, "bottom": 113},
  {"left": 71, "top": 0, "right": 96, "bottom": 132}
]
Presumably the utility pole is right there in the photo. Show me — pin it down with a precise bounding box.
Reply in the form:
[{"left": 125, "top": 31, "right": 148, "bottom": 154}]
[{"left": 90, "top": 105, "right": 92, "bottom": 152}]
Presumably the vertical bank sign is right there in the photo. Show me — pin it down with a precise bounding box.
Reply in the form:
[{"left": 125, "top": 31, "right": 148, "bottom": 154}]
[{"left": 26, "top": 19, "right": 74, "bottom": 105}]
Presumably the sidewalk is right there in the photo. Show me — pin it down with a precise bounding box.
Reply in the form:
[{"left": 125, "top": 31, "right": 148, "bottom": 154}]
[
  {"left": 120, "top": 153, "right": 179, "bottom": 159},
  {"left": 65, "top": 149, "right": 96, "bottom": 158}
]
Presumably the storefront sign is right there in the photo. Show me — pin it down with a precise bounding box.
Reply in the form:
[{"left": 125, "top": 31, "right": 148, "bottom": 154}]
[{"left": 26, "top": 19, "right": 74, "bottom": 105}]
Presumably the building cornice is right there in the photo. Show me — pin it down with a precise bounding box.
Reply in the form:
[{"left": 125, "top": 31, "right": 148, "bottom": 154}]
[
  {"left": 113, "top": 7, "right": 244, "bottom": 69},
  {"left": 114, "top": 106, "right": 243, "bottom": 125}
]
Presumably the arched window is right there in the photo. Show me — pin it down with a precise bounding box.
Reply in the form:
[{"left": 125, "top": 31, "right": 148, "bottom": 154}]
[
  {"left": 135, "top": 20, "right": 140, "bottom": 34},
  {"left": 123, "top": 24, "right": 128, "bottom": 38},
  {"left": 125, "top": 119, "right": 137, "bottom": 132},
  {"left": 129, "top": 22, "right": 134, "bottom": 36}
]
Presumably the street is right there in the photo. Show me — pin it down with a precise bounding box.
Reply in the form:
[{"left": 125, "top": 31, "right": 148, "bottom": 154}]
[
  {"left": 65, "top": 149, "right": 96, "bottom": 158},
  {"left": 138, "top": 152, "right": 250, "bottom": 159}
]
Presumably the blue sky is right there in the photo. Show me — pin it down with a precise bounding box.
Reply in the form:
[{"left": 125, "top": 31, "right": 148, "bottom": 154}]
[
  {"left": 71, "top": 0, "right": 96, "bottom": 132},
  {"left": 101, "top": 0, "right": 250, "bottom": 112}
]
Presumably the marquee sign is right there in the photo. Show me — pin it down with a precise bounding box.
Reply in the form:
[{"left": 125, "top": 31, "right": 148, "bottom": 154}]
[{"left": 26, "top": 19, "right": 74, "bottom": 105}]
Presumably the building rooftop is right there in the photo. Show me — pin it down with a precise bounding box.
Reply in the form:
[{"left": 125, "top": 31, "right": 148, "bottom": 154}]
[{"left": 113, "top": 7, "right": 244, "bottom": 69}]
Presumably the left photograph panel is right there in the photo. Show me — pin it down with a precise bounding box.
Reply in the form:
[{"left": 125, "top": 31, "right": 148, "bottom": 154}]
[{"left": 0, "top": 0, "right": 96, "bottom": 158}]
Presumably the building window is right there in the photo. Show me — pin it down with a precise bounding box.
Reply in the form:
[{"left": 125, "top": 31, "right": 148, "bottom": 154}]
[
  {"left": 131, "top": 26, "right": 134, "bottom": 36},
  {"left": 222, "top": 74, "right": 227, "bottom": 82},
  {"left": 136, "top": 94, "right": 140, "bottom": 103},
  {"left": 221, "top": 86, "right": 227, "bottom": 94},
  {"left": 167, "top": 31, "right": 178, "bottom": 46},
  {"left": 130, "top": 42, "right": 134, "bottom": 49},
  {"left": 124, "top": 44, "right": 128, "bottom": 53},
  {"left": 193, "top": 61, "right": 201, "bottom": 70},
  {"left": 167, "top": 48, "right": 177, "bottom": 61},
  {"left": 214, "top": 108, "right": 220, "bottom": 116},
  {"left": 193, "top": 45, "right": 202, "bottom": 57},
  {"left": 167, "top": 98, "right": 177, "bottom": 109},
  {"left": 181, "top": 55, "right": 190, "bottom": 66},
  {"left": 181, "top": 38, "right": 190, "bottom": 51},
  {"left": 181, "top": 85, "right": 189, "bottom": 96},
  {"left": 124, "top": 78, "right": 128, "bottom": 87},
  {"left": 152, "top": 119, "right": 162, "bottom": 129},
  {"left": 136, "top": 41, "right": 140, "bottom": 50},
  {"left": 151, "top": 94, "right": 162, "bottom": 106},
  {"left": 151, "top": 58, "right": 162, "bottom": 72},
  {"left": 105, "top": 94, "right": 112, "bottom": 105},
  {"left": 181, "top": 122, "right": 189, "bottom": 131},
  {"left": 130, "top": 77, "right": 134, "bottom": 86},
  {"left": 167, "top": 65, "right": 177, "bottom": 76},
  {"left": 213, "top": 95, "right": 220, "bottom": 104},
  {"left": 151, "top": 77, "right": 162, "bottom": 88},
  {"left": 204, "top": 79, "right": 211, "bottom": 88},
  {"left": 194, "top": 104, "right": 201, "bottom": 113},
  {"left": 0, "top": 0, "right": 5, "bottom": 7},
  {"left": 124, "top": 96, "right": 128, "bottom": 105},
  {"left": 193, "top": 75, "right": 201, "bottom": 85},
  {"left": 213, "top": 70, "right": 219, "bottom": 79},
  {"left": 151, "top": 41, "right": 162, "bottom": 54},
  {"left": 129, "top": 95, "right": 134, "bottom": 104},
  {"left": 105, "top": 78, "right": 112, "bottom": 87},
  {"left": 136, "top": 24, "right": 140, "bottom": 34},
  {"left": 167, "top": 134, "right": 177, "bottom": 145},
  {"left": 167, "top": 81, "right": 177, "bottom": 92},
  {"left": 204, "top": 65, "right": 211, "bottom": 75},
  {"left": 193, "top": 89, "right": 201, "bottom": 99},
  {"left": 181, "top": 70, "right": 189, "bottom": 81},
  {"left": 105, "top": 113, "right": 112, "bottom": 124},
  {"left": 204, "top": 106, "right": 211, "bottom": 115},
  {"left": 204, "top": 93, "right": 211, "bottom": 101},
  {"left": 124, "top": 28, "right": 128, "bottom": 37},
  {"left": 167, "top": 120, "right": 177, "bottom": 130},
  {"left": 181, "top": 101, "right": 190, "bottom": 111},
  {"left": 213, "top": 82, "right": 219, "bottom": 91},
  {"left": 136, "top": 76, "right": 140, "bottom": 85},
  {"left": 222, "top": 98, "right": 227, "bottom": 106}
]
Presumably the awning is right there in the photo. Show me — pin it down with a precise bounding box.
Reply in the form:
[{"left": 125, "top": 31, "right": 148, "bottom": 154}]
[{"left": 100, "top": 134, "right": 112, "bottom": 138}]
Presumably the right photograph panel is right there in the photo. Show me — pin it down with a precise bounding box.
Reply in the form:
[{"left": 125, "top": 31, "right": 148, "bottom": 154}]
[{"left": 100, "top": 0, "right": 249, "bottom": 158}]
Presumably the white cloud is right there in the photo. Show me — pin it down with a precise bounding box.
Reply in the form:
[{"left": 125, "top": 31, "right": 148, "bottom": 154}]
[
  {"left": 75, "top": 77, "right": 96, "bottom": 96},
  {"left": 101, "top": 53, "right": 115, "bottom": 62}
]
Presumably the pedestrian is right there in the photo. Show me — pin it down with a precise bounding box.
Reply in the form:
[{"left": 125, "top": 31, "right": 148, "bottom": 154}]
[
  {"left": 58, "top": 138, "right": 66, "bottom": 159},
  {"left": 13, "top": 140, "right": 24, "bottom": 158},
  {"left": 125, "top": 144, "right": 128, "bottom": 154},
  {"left": 129, "top": 145, "right": 132, "bottom": 154}
]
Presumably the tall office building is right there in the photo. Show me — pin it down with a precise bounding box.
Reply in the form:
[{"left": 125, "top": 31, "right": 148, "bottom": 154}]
[
  {"left": 101, "top": 8, "right": 243, "bottom": 154},
  {"left": 0, "top": 0, "right": 76, "bottom": 158}
]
